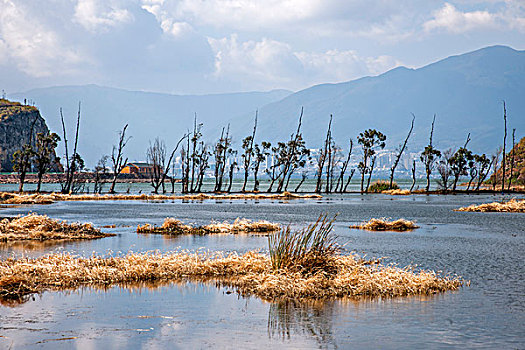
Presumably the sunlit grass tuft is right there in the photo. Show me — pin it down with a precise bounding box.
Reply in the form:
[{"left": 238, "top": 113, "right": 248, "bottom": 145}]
[
  {"left": 137, "top": 218, "right": 280, "bottom": 235},
  {"left": 456, "top": 199, "right": 525, "bottom": 213},
  {"left": 0, "top": 213, "right": 114, "bottom": 241},
  {"left": 350, "top": 218, "right": 419, "bottom": 231}
]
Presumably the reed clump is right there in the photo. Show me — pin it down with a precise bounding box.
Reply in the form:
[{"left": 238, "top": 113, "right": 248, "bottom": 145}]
[
  {"left": 456, "top": 199, "right": 525, "bottom": 213},
  {"left": 268, "top": 215, "right": 339, "bottom": 276},
  {"left": 0, "top": 213, "right": 114, "bottom": 241},
  {"left": 0, "top": 250, "right": 462, "bottom": 302},
  {"left": 369, "top": 180, "right": 397, "bottom": 193},
  {"left": 0, "top": 192, "right": 321, "bottom": 205},
  {"left": 350, "top": 218, "right": 420, "bottom": 231},
  {"left": 137, "top": 218, "right": 280, "bottom": 235},
  {"left": 382, "top": 189, "right": 411, "bottom": 195}
]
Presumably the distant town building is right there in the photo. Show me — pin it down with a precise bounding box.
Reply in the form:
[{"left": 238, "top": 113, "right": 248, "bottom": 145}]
[{"left": 120, "top": 162, "right": 158, "bottom": 176}]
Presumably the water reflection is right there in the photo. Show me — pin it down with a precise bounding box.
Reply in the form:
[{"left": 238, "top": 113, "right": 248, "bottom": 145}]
[{"left": 268, "top": 300, "right": 338, "bottom": 348}]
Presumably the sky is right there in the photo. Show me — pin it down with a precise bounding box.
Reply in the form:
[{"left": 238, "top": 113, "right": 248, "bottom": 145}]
[{"left": 0, "top": 0, "right": 524, "bottom": 95}]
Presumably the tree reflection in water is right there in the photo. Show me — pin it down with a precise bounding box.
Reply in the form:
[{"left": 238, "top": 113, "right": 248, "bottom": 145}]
[{"left": 268, "top": 299, "right": 337, "bottom": 348}]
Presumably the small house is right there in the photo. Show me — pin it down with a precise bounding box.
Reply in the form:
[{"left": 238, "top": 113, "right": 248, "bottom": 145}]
[{"left": 120, "top": 162, "right": 158, "bottom": 176}]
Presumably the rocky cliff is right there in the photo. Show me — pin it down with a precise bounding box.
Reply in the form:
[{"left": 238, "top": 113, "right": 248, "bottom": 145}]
[{"left": 0, "top": 99, "right": 56, "bottom": 172}]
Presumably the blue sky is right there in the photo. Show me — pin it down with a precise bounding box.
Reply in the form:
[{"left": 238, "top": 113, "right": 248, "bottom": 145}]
[{"left": 1, "top": 0, "right": 524, "bottom": 94}]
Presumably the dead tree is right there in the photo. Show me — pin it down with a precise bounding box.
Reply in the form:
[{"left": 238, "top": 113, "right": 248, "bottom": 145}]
[
  {"left": 294, "top": 171, "right": 308, "bottom": 192},
  {"left": 389, "top": 114, "right": 414, "bottom": 189},
  {"left": 508, "top": 128, "right": 516, "bottom": 191},
  {"left": 162, "top": 134, "right": 187, "bottom": 193},
  {"left": 109, "top": 124, "right": 130, "bottom": 194},
  {"left": 335, "top": 139, "right": 353, "bottom": 193},
  {"left": 60, "top": 103, "right": 83, "bottom": 194},
  {"left": 490, "top": 147, "right": 502, "bottom": 190},
  {"left": 241, "top": 112, "right": 257, "bottom": 192},
  {"left": 147, "top": 138, "right": 166, "bottom": 194},
  {"left": 276, "top": 108, "right": 306, "bottom": 193},
  {"left": 226, "top": 149, "right": 238, "bottom": 193},
  {"left": 315, "top": 115, "right": 332, "bottom": 193},
  {"left": 342, "top": 169, "right": 356, "bottom": 193},
  {"left": 410, "top": 160, "right": 417, "bottom": 192},
  {"left": 420, "top": 115, "right": 441, "bottom": 192},
  {"left": 501, "top": 101, "right": 507, "bottom": 192},
  {"left": 93, "top": 155, "right": 109, "bottom": 194},
  {"left": 252, "top": 141, "right": 271, "bottom": 192},
  {"left": 266, "top": 144, "right": 284, "bottom": 192},
  {"left": 213, "top": 126, "right": 232, "bottom": 192}
]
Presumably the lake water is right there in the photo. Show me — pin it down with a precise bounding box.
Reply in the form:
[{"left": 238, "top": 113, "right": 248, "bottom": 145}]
[{"left": 0, "top": 193, "right": 523, "bottom": 349}]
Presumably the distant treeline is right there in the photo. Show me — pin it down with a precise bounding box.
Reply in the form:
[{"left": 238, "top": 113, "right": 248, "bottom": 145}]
[{"left": 10, "top": 99, "right": 523, "bottom": 195}]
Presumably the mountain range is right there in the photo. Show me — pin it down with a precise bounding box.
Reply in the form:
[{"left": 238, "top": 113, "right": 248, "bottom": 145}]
[{"left": 10, "top": 45, "right": 525, "bottom": 167}]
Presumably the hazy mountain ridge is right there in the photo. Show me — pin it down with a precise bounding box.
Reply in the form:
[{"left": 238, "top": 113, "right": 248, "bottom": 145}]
[
  {"left": 228, "top": 45, "right": 524, "bottom": 155},
  {"left": 9, "top": 45, "right": 525, "bottom": 167},
  {"left": 10, "top": 85, "right": 292, "bottom": 166}
]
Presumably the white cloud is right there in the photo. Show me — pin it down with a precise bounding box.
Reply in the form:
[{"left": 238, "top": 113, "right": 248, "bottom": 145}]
[
  {"left": 0, "top": 0, "right": 85, "bottom": 77},
  {"left": 141, "top": 1, "right": 194, "bottom": 38},
  {"left": 208, "top": 35, "right": 301, "bottom": 88},
  {"left": 208, "top": 35, "right": 402, "bottom": 90},
  {"left": 74, "top": 0, "right": 134, "bottom": 32},
  {"left": 424, "top": 3, "right": 497, "bottom": 33}
]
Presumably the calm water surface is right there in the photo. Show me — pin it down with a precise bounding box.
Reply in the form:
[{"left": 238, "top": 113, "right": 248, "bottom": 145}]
[{"left": 0, "top": 193, "right": 523, "bottom": 349}]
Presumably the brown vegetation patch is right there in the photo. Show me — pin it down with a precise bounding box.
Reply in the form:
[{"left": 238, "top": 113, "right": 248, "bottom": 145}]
[
  {"left": 350, "top": 218, "right": 420, "bottom": 231},
  {"left": 0, "top": 214, "right": 114, "bottom": 241},
  {"left": 0, "top": 250, "right": 462, "bottom": 303},
  {"left": 137, "top": 218, "right": 280, "bottom": 235},
  {"left": 0, "top": 192, "right": 321, "bottom": 205},
  {"left": 455, "top": 199, "right": 525, "bottom": 213},
  {"left": 382, "top": 189, "right": 411, "bottom": 195}
]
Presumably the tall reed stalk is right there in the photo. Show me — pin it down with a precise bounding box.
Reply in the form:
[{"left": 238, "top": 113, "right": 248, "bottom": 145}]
[{"left": 268, "top": 214, "right": 339, "bottom": 275}]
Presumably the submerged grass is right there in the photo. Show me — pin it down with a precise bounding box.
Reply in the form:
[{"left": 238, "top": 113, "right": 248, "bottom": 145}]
[
  {"left": 137, "top": 218, "right": 280, "bottom": 235},
  {"left": 0, "top": 213, "right": 114, "bottom": 241},
  {"left": 0, "top": 191, "right": 321, "bottom": 205},
  {"left": 456, "top": 199, "right": 525, "bottom": 213},
  {"left": 350, "top": 218, "right": 420, "bottom": 231}
]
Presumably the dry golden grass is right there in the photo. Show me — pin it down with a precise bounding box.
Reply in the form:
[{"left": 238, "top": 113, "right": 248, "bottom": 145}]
[
  {"left": 138, "top": 218, "right": 280, "bottom": 235},
  {"left": 0, "top": 250, "right": 462, "bottom": 302},
  {"left": 382, "top": 189, "right": 411, "bottom": 195},
  {"left": 0, "top": 191, "right": 321, "bottom": 205},
  {"left": 350, "top": 218, "right": 420, "bottom": 231},
  {"left": 0, "top": 213, "right": 114, "bottom": 241},
  {"left": 456, "top": 199, "right": 525, "bottom": 213}
]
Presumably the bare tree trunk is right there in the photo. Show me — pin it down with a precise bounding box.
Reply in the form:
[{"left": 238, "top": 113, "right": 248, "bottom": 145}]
[
  {"left": 365, "top": 156, "right": 376, "bottom": 193},
  {"left": 343, "top": 169, "right": 356, "bottom": 193},
  {"left": 109, "top": 124, "right": 129, "bottom": 194},
  {"left": 241, "top": 112, "right": 257, "bottom": 192},
  {"left": 390, "top": 114, "right": 414, "bottom": 189},
  {"left": 501, "top": 101, "right": 507, "bottom": 192},
  {"left": 276, "top": 108, "right": 303, "bottom": 193},
  {"left": 508, "top": 128, "right": 516, "bottom": 191},
  {"left": 335, "top": 140, "right": 352, "bottom": 193},
  {"left": 324, "top": 115, "right": 333, "bottom": 193},
  {"left": 410, "top": 160, "right": 416, "bottom": 192},
  {"left": 294, "top": 173, "right": 307, "bottom": 192}
]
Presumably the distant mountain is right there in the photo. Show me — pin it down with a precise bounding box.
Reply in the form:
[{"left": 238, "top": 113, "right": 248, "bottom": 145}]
[
  {"left": 10, "top": 45, "right": 525, "bottom": 168},
  {"left": 10, "top": 86, "right": 292, "bottom": 167},
  {"left": 228, "top": 45, "right": 525, "bottom": 155}
]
